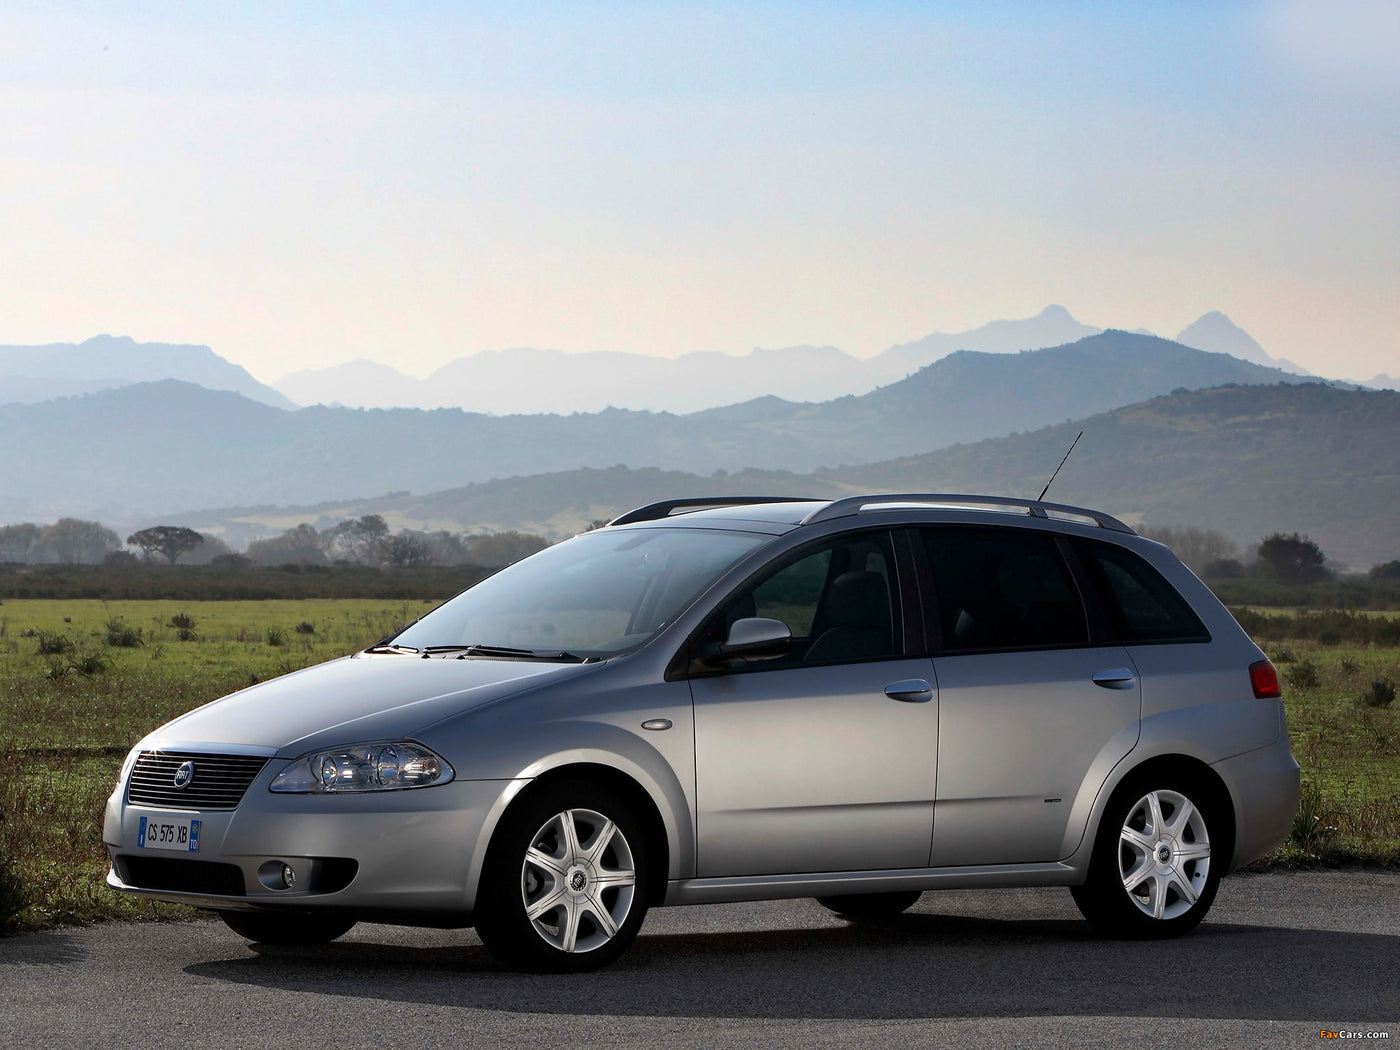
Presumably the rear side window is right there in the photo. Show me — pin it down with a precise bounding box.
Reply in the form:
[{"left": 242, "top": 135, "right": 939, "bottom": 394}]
[
  {"left": 1075, "top": 540, "right": 1210, "bottom": 643},
  {"left": 920, "top": 527, "right": 1088, "bottom": 652}
]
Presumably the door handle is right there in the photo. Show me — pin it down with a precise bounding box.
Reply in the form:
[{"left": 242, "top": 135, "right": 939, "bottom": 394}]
[
  {"left": 884, "top": 679, "right": 933, "bottom": 703},
  {"left": 1092, "top": 668, "right": 1137, "bottom": 689}
]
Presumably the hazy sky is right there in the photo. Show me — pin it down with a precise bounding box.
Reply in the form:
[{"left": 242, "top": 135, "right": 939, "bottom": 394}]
[{"left": 1, "top": 1, "right": 1396, "bottom": 382}]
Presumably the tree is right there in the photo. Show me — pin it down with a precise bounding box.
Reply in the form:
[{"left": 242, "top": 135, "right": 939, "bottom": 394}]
[
  {"left": 0, "top": 523, "right": 43, "bottom": 564},
  {"left": 465, "top": 530, "right": 549, "bottom": 568},
  {"left": 1138, "top": 525, "right": 1239, "bottom": 576},
  {"left": 1370, "top": 560, "right": 1400, "bottom": 581},
  {"left": 127, "top": 525, "right": 206, "bottom": 565},
  {"left": 1256, "top": 532, "right": 1328, "bottom": 584},
  {"left": 246, "top": 524, "right": 327, "bottom": 566},
  {"left": 380, "top": 530, "right": 434, "bottom": 568},
  {"left": 41, "top": 518, "right": 120, "bottom": 564},
  {"left": 324, "top": 515, "right": 391, "bottom": 565}
]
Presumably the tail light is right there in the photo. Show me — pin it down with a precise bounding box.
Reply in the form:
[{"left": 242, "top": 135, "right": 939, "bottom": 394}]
[{"left": 1249, "top": 659, "right": 1282, "bottom": 699}]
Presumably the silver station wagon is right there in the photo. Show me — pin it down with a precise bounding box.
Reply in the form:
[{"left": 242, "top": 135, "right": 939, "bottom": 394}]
[{"left": 105, "top": 494, "right": 1300, "bottom": 971}]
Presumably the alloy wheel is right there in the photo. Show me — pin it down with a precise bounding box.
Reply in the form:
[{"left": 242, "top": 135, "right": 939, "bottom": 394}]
[
  {"left": 520, "top": 807, "right": 637, "bottom": 954},
  {"left": 1117, "top": 788, "right": 1211, "bottom": 921}
]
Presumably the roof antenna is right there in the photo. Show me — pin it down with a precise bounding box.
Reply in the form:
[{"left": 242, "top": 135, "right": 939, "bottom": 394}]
[{"left": 1038, "top": 431, "right": 1083, "bottom": 501}]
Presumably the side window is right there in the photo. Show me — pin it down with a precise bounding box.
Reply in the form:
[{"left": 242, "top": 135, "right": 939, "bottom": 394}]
[
  {"left": 921, "top": 527, "right": 1088, "bottom": 652},
  {"left": 703, "top": 532, "right": 902, "bottom": 670},
  {"left": 1075, "top": 540, "right": 1210, "bottom": 643}
]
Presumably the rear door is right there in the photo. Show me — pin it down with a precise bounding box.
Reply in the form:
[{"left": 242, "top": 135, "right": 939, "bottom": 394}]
[{"left": 916, "top": 525, "right": 1141, "bottom": 866}]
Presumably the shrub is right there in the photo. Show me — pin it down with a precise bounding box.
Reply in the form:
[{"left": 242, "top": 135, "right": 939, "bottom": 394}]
[
  {"left": 1283, "top": 660, "right": 1320, "bottom": 691},
  {"left": 43, "top": 659, "right": 69, "bottom": 680},
  {"left": 33, "top": 630, "right": 73, "bottom": 656},
  {"left": 1340, "top": 656, "right": 1360, "bottom": 675},
  {"left": 1271, "top": 645, "right": 1296, "bottom": 664},
  {"left": 71, "top": 651, "right": 108, "bottom": 676},
  {"left": 103, "top": 618, "right": 144, "bottom": 648},
  {"left": 1363, "top": 679, "right": 1397, "bottom": 709},
  {"left": 1289, "top": 782, "right": 1337, "bottom": 853},
  {"left": 167, "top": 612, "right": 197, "bottom": 631},
  {"left": 294, "top": 621, "right": 316, "bottom": 635},
  {"left": 0, "top": 801, "right": 28, "bottom": 932},
  {"left": 266, "top": 627, "right": 285, "bottom": 647}
]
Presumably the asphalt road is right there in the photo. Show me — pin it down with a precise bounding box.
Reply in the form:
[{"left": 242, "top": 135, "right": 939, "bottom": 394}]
[{"left": 4, "top": 871, "right": 1398, "bottom": 1049}]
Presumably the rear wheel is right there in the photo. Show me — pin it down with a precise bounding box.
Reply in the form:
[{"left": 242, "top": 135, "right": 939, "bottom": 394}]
[
  {"left": 474, "top": 781, "right": 651, "bottom": 972},
  {"left": 217, "top": 910, "right": 356, "bottom": 945},
  {"left": 1071, "top": 775, "right": 1224, "bottom": 938},
  {"left": 816, "top": 890, "right": 922, "bottom": 920}
]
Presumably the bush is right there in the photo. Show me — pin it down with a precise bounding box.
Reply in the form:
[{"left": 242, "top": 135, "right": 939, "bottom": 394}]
[
  {"left": 293, "top": 621, "right": 316, "bottom": 635},
  {"left": 1270, "top": 645, "right": 1296, "bottom": 664},
  {"left": 71, "top": 651, "right": 108, "bottom": 676},
  {"left": 0, "top": 800, "right": 28, "bottom": 933},
  {"left": 266, "top": 627, "right": 285, "bottom": 647},
  {"left": 1289, "top": 783, "right": 1337, "bottom": 854},
  {"left": 1283, "top": 660, "right": 1320, "bottom": 691},
  {"left": 1364, "top": 679, "right": 1397, "bottom": 709},
  {"left": 167, "top": 612, "right": 198, "bottom": 641},
  {"left": 1340, "top": 656, "right": 1360, "bottom": 675},
  {"left": 33, "top": 630, "right": 73, "bottom": 656},
  {"left": 103, "top": 618, "right": 144, "bottom": 648}
]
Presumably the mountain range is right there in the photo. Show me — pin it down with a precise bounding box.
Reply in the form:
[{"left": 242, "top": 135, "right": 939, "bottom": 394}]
[
  {"left": 0, "top": 335, "right": 293, "bottom": 408},
  {"left": 0, "top": 330, "right": 1316, "bottom": 526},
  {"left": 182, "top": 383, "right": 1400, "bottom": 568},
  {"left": 272, "top": 306, "right": 1310, "bottom": 413}
]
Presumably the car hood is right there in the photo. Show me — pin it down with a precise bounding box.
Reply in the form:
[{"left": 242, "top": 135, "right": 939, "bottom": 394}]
[{"left": 138, "top": 654, "right": 599, "bottom": 755}]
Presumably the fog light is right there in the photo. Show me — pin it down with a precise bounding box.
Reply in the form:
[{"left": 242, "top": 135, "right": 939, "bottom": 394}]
[{"left": 281, "top": 863, "right": 297, "bottom": 890}]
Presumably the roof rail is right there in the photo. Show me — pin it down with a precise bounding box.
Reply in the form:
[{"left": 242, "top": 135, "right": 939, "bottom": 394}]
[
  {"left": 800, "top": 493, "right": 1135, "bottom": 534},
  {"left": 607, "top": 496, "right": 818, "bottom": 527}
]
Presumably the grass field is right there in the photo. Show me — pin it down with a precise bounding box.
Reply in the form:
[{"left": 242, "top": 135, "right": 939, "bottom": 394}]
[{"left": 1, "top": 598, "right": 1397, "bottom": 933}]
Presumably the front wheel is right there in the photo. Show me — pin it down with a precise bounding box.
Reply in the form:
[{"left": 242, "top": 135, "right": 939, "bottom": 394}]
[
  {"left": 1071, "top": 777, "right": 1224, "bottom": 939},
  {"left": 217, "top": 910, "right": 356, "bottom": 945},
  {"left": 474, "top": 781, "right": 651, "bottom": 972},
  {"left": 816, "top": 891, "right": 922, "bottom": 920}
]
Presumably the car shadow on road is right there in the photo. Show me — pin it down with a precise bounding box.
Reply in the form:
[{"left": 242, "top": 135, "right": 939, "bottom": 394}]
[{"left": 184, "top": 910, "right": 1400, "bottom": 1022}]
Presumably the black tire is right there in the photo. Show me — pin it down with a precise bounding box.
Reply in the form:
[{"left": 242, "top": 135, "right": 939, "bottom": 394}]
[
  {"left": 473, "top": 780, "right": 652, "bottom": 973},
  {"left": 217, "top": 910, "right": 357, "bottom": 945},
  {"left": 1071, "top": 772, "right": 1226, "bottom": 939},
  {"left": 816, "top": 891, "right": 922, "bottom": 919}
]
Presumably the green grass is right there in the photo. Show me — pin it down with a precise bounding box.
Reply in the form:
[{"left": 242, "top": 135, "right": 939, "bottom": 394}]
[
  {"left": 1, "top": 598, "right": 1397, "bottom": 934},
  {"left": 0, "top": 598, "right": 437, "bottom": 932}
]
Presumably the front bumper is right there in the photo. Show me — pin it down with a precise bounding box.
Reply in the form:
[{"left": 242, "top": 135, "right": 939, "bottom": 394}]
[{"left": 105, "top": 773, "right": 521, "bottom": 920}]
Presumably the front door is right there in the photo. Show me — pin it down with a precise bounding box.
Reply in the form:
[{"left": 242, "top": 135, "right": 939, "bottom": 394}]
[{"left": 690, "top": 531, "right": 938, "bottom": 877}]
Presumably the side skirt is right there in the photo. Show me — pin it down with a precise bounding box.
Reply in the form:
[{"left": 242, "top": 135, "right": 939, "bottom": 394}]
[{"left": 664, "top": 861, "right": 1078, "bottom": 906}]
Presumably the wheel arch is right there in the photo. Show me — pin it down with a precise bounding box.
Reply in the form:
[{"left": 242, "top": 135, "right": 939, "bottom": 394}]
[
  {"left": 1074, "top": 752, "right": 1237, "bottom": 879},
  {"left": 466, "top": 756, "right": 678, "bottom": 912}
]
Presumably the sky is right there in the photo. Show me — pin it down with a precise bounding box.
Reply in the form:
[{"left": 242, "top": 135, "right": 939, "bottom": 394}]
[{"left": 0, "top": 1, "right": 1396, "bottom": 382}]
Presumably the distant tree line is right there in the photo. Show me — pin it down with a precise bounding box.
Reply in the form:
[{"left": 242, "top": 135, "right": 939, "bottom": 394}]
[
  {"left": 1139, "top": 526, "right": 1344, "bottom": 585},
  {"left": 0, "top": 514, "right": 549, "bottom": 571}
]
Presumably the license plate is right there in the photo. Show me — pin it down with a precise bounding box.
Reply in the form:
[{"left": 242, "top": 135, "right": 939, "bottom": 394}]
[{"left": 138, "top": 815, "right": 201, "bottom": 853}]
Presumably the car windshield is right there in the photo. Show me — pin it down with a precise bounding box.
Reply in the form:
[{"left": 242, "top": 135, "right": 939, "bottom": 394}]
[{"left": 388, "top": 526, "right": 769, "bottom": 658}]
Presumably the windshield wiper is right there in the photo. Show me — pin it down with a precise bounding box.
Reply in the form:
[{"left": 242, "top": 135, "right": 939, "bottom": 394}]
[
  {"left": 453, "top": 644, "right": 592, "bottom": 663},
  {"left": 364, "top": 643, "right": 422, "bottom": 655}
]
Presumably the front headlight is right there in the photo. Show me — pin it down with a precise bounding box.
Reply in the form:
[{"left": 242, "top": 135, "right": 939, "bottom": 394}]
[{"left": 268, "top": 741, "right": 454, "bottom": 794}]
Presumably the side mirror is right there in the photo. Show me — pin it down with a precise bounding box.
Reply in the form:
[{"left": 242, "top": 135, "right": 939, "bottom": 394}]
[{"left": 700, "top": 617, "right": 791, "bottom": 667}]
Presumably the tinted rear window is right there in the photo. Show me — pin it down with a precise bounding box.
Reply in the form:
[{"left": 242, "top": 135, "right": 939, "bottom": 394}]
[
  {"left": 1075, "top": 539, "right": 1210, "bottom": 643},
  {"left": 920, "top": 527, "right": 1088, "bottom": 651}
]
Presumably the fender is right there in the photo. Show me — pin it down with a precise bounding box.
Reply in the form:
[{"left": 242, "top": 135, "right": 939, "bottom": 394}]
[{"left": 457, "top": 722, "right": 695, "bottom": 912}]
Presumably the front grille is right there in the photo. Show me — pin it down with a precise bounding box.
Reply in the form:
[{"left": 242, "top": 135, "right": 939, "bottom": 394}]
[
  {"left": 116, "top": 855, "right": 246, "bottom": 896},
  {"left": 127, "top": 750, "right": 269, "bottom": 810}
]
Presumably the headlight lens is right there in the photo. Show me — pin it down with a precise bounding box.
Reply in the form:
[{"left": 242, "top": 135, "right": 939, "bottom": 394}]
[{"left": 269, "top": 741, "right": 453, "bottom": 793}]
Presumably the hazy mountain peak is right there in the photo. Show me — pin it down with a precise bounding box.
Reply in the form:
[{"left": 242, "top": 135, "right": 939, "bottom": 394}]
[{"left": 0, "top": 335, "right": 294, "bottom": 409}]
